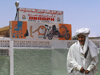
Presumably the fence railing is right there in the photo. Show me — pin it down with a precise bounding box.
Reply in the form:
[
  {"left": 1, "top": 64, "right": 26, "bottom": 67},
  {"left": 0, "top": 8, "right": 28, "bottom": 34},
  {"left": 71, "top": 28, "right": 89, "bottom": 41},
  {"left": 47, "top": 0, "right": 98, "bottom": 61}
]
[
  {"left": 0, "top": 37, "right": 100, "bottom": 75},
  {"left": 0, "top": 37, "right": 100, "bottom": 49}
]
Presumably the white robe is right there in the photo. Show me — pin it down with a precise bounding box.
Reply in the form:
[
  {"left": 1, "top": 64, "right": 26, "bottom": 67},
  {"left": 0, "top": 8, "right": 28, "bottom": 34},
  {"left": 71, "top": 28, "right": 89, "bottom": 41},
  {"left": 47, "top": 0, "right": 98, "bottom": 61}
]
[{"left": 67, "top": 42, "right": 98, "bottom": 75}]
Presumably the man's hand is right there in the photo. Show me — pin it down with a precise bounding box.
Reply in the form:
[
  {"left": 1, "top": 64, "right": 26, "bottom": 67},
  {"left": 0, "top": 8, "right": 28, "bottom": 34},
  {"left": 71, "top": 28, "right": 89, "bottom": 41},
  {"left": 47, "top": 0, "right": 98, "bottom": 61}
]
[
  {"left": 80, "top": 67, "right": 85, "bottom": 73},
  {"left": 85, "top": 70, "right": 90, "bottom": 74}
]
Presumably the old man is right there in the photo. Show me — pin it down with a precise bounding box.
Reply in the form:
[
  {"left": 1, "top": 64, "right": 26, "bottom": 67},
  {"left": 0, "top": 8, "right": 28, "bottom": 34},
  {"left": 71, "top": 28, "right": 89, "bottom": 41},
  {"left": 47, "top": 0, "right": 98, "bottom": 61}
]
[{"left": 67, "top": 28, "right": 99, "bottom": 75}]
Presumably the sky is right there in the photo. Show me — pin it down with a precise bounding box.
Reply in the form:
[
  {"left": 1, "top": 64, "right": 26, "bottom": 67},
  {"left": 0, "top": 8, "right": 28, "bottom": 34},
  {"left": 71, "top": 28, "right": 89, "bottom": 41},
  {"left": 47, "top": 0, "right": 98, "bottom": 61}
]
[{"left": 0, "top": 0, "right": 100, "bottom": 37}]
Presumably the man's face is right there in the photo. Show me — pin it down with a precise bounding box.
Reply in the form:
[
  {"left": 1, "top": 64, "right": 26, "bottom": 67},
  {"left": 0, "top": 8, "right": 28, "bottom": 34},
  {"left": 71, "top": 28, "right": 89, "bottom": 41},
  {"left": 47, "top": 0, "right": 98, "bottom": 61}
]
[{"left": 78, "top": 34, "right": 86, "bottom": 45}]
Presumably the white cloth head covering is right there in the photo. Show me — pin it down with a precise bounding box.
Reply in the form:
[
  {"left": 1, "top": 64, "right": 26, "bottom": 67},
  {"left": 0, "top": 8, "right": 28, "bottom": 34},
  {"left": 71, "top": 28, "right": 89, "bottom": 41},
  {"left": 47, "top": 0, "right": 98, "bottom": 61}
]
[
  {"left": 75, "top": 28, "right": 99, "bottom": 58},
  {"left": 75, "top": 28, "right": 90, "bottom": 37}
]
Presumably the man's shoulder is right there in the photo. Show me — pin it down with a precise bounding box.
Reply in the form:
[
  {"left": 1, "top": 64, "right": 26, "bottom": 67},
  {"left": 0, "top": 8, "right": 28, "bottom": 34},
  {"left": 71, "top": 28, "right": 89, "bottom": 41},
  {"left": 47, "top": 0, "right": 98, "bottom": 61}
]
[
  {"left": 70, "top": 41, "right": 78, "bottom": 49},
  {"left": 68, "top": 42, "right": 78, "bottom": 52}
]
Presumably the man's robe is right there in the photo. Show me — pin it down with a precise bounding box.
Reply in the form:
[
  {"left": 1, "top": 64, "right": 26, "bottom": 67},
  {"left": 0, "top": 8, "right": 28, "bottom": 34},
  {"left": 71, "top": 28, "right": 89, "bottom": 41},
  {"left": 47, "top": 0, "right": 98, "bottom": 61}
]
[{"left": 67, "top": 42, "right": 98, "bottom": 75}]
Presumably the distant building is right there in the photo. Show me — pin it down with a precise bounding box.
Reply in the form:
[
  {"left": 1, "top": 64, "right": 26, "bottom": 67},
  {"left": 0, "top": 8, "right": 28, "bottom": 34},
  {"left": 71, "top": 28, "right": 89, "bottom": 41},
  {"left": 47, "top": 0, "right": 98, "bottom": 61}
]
[
  {"left": 0, "top": 26, "right": 9, "bottom": 37},
  {"left": 89, "top": 37, "right": 100, "bottom": 40}
]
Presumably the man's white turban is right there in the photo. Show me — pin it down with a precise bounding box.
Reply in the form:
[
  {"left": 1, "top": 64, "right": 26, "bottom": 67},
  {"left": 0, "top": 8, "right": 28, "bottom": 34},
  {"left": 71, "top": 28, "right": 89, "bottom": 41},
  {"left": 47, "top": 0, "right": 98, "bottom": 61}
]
[
  {"left": 75, "top": 28, "right": 90, "bottom": 37},
  {"left": 75, "top": 28, "right": 99, "bottom": 58}
]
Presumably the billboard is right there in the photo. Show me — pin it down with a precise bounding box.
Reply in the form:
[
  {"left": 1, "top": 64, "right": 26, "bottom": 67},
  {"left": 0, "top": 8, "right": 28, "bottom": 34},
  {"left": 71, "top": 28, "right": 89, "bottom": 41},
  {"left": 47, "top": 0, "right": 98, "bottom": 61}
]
[
  {"left": 10, "top": 21, "right": 72, "bottom": 40},
  {"left": 18, "top": 8, "right": 63, "bottom": 23},
  {"left": 9, "top": 21, "right": 27, "bottom": 38}
]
